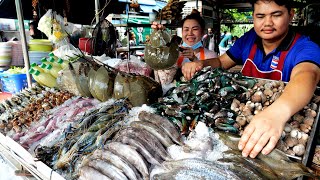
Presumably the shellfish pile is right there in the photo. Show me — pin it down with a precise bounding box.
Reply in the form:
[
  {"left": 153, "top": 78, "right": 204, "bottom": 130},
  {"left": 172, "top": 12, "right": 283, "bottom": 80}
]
[
  {"left": 153, "top": 67, "right": 256, "bottom": 135},
  {"left": 230, "top": 79, "right": 319, "bottom": 157},
  {"left": 0, "top": 85, "right": 74, "bottom": 134},
  {"left": 153, "top": 67, "right": 318, "bottom": 158}
]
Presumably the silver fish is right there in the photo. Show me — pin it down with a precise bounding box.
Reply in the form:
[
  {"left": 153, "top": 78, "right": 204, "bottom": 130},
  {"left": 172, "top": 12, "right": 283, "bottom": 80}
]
[
  {"left": 130, "top": 121, "right": 174, "bottom": 148},
  {"left": 79, "top": 166, "right": 111, "bottom": 180},
  {"left": 91, "top": 149, "right": 140, "bottom": 180},
  {"left": 138, "top": 111, "right": 183, "bottom": 145},
  {"left": 217, "top": 131, "right": 315, "bottom": 179},
  {"left": 88, "top": 159, "right": 128, "bottom": 180},
  {"left": 154, "top": 158, "right": 240, "bottom": 180},
  {"left": 114, "top": 135, "right": 162, "bottom": 166},
  {"left": 115, "top": 127, "right": 170, "bottom": 161},
  {"left": 104, "top": 141, "right": 149, "bottom": 179}
]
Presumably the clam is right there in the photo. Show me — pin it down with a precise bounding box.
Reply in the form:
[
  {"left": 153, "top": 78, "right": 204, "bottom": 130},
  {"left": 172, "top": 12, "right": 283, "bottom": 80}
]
[
  {"left": 303, "top": 117, "right": 314, "bottom": 126},
  {"left": 292, "top": 144, "right": 306, "bottom": 156},
  {"left": 236, "top": 115, "right": 247, "bottom": 126},
  {"left": 305, "top": 109, "right": 317, "bottom": 118},
  {"left": 285, "top": 136, "right": 299, "bottom": 147}
]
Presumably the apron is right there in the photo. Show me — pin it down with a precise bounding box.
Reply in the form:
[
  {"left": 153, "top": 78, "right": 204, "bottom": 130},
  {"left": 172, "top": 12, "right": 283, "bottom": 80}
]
[
  {"left": 177, "top": 47, "right": 205, "bottom": 67},
  {"left": 241, "top": 33, "right": 301, "bottom": 81}
]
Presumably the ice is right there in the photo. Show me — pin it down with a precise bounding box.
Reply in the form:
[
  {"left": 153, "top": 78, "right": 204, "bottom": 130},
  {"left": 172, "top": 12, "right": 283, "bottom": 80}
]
[
  {"left": 0, "top": 155, "right": 23, "bottom": 180},
  {"left": 167, "top": 145, "right": 201, "bottom": 160},
  {"left": 126, "top": 104, "right": 156, "bottom": 124}
]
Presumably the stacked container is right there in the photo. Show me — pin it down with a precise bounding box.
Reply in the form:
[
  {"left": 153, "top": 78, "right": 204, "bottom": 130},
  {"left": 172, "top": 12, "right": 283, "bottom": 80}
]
[
  {"left": 0, "top": 42, "right": 12, "bottom": 71},
  {"left": 28, "top": 39, "right": 53, "bottom": 64}
]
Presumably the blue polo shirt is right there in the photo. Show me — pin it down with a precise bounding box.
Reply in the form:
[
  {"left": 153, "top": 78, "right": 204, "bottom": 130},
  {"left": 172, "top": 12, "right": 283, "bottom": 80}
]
[{"left": 227, "top": 28, "right": 320, "bottom": 82}]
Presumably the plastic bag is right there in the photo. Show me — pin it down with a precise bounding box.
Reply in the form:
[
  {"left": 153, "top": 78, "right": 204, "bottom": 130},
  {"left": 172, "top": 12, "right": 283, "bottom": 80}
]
[
  {"left": 115, "top": 56, "right": 152, "bottom": 77},
  {"left": 38, "top": 9, "right": 74, "bottom": 43},
  {"left": 53, "top": 39, "right": 82, "bottom": 61}
]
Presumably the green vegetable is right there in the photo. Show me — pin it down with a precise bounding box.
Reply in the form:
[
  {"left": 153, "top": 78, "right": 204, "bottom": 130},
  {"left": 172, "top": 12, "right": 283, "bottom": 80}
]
[{"left": 3, "top": 66, "right": 27, "bottom": 74}]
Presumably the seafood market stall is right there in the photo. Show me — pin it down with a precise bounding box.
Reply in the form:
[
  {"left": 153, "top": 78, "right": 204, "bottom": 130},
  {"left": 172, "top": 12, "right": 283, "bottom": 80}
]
[
  {"left": 0, "top": 62, "right": 319, "bottom": 179},
  {"left": 0, "top": 2, "right": 319, "bottom": 179}
]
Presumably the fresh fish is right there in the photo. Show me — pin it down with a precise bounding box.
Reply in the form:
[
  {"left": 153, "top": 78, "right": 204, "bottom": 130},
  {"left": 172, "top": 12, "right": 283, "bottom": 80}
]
[
  {"left": 257, "top": 149, "right": 315, "bottom": 179},
  {"left": 114, "top": 134, "right": 162, "bottom": 166},
  {"left": 217, "top": 131, "right": 315, "bottom": 179},
  {"left": 130, "top": 121, "right": 174, "bottom": 148},
  {"left": 78, "top": 166, "right": 111, "bottom": 180},
  {"left": 115, "top": 127, "right": 170, "bottom": 161},
  {"left": 87, "top": 159, "right": 128, "bottom": 180},
  {"left": 104, "top": 141, "right": 149, "bottom": 179},
  {"left": 219, "top": 150, "right": 277, "bottom": 180},
  {"left": 138, "top": 111, "right": 183, "bottom": 145},
  {"left": 153, "top": 168, "right": 234, "bottom": 180},
  {"left": 155, "top": 158, "right": 240, "bottom": 180},
  {"left": 91, "top": 149, "right": 140, "bottom": 180}
]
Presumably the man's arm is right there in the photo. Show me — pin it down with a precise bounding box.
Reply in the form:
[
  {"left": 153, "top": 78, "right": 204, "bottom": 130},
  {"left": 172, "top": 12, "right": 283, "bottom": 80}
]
[
  {"left": 239, "top": 62, "right": 320, "bottom": 158},
  {"left": 181, "top": 53, "right": 237, "bottom": 80}
]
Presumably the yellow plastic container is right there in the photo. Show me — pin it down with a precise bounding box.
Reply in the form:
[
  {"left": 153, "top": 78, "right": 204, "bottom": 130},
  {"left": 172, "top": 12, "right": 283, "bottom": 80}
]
[
  {"left": 57, "top": 58, "right": 69, "bottom": 69},
  {"left": 45, "top": 64, "right": 61, "bottom": 78},
  {"left": 31, "top": 63, "right": 44, "bottom": 73},
  {"left": 28, "top": 68, "right": 45, "bottom": 86},
  {"left": 28, "top": 39, "right": 53, "bottom": 52},
  {"left": 32, "top": 69, "right": 56, "bottom": 88}
]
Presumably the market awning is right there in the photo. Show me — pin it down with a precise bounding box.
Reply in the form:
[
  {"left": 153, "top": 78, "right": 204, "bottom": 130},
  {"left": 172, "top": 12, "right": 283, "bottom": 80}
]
[
  {"left": 140, "top": 1, "right": 166, "bottom": 13},
  {"left": 118, "top": 0, "right": 156, "bottom": 6}
]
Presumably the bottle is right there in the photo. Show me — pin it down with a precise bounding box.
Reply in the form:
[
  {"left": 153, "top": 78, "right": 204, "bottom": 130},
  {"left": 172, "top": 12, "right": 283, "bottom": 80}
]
[
  {"left": 39, "top": 63, "right": 50, "bottom": 74},
  {"left": 45, "top": 64, "right": 60, "bottom": 78},
  {"left": 30, "top": 63, "right": 44, "bottom": 73},
  {"left": 57, "top": 58, "right": 69, "bottom": 69},
  {"left": 31, "top": 69, "right": 57, "bottom": 88},
  {"left": 28, "top": 68, "right": 45, "bottom": 86},
  {"left": 48, "top": 56, "right": 62, "bottom": 70},
  {"left": 48, "top": 52, "right": 59, "bottom": 61}
]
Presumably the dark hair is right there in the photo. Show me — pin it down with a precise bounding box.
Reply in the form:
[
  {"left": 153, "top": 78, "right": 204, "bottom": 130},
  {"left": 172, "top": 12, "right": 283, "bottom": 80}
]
[
  {"left": 29, "top": 21, "right": 47, "bottom": 39},
  {"left": 180, "top": 9, "right": 205, "bottom": 32},
  {"left": 249, "top": 0, "right": 293, "bottom": 13}
]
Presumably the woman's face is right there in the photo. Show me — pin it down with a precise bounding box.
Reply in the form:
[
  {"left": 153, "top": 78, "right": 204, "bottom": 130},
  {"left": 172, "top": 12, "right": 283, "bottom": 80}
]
[
  {"left": 253, "top": 0, "right": 294, "bottom": 43},
  {"left": 182, "top": 19, "right": 203, "bottom": 46}
]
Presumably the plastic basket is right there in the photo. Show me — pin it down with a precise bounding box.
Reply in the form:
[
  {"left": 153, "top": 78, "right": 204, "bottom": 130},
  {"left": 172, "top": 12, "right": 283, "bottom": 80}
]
[
  {"left": 0, "top": 73, "right": 28, "bottom": 94},
  {"left": 79, "top": 38, "right": 93, "bottom": 54}
]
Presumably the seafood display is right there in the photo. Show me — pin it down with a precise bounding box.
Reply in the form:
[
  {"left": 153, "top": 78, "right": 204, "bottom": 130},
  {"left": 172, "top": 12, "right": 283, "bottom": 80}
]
[
  {"left": 58, "top": 57, "right": 162, "bottom": 106},
  {"left": 32, "top": 99, "right": 132, "bottom": 177},
  {"left": 0, "top": 85, "right": 74, "bottom": 135},
  {"left": 153, "top": 67, "right": 318, "bottom": 158},
  {"left": 77, "top": 110, "right": 182, "bottom": 180},
  {"left": 151, "top": 122, "right": 315, "bottom": 180},
  {"left": 153, "top": 67, "right": 256, "bottom": 135},
  {"left": 230, "top": 79, "right": 319, "bottom": 157},
  {"left": 0, "top": 65, "right": 318, "bottom": 180}
]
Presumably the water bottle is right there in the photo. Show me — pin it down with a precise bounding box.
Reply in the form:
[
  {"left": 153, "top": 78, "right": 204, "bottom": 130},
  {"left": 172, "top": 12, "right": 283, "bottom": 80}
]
[
  {"left": 30, "top": 69, "right": 57, "bottom": 88},
  {"left": 30, "top": 62, "right": 44, "bottom": 73},
  {"left": 57, "top": 58, "right": 69, "bottom": 69},
  {"left": 45, "top": 64, "right": 61, "bottom": 78}
]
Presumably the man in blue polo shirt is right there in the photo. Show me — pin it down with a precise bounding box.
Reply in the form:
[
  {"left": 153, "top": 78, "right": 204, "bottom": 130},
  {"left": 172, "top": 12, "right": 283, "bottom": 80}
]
[{"left": 182, "top": 0, "right": 320, "bottom": 158}]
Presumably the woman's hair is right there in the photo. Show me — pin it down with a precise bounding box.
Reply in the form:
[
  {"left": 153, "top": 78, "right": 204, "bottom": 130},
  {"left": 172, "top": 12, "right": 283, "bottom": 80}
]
[
  {"left": 249, "top": 0, "right": 293, "bottom": 13},
  {"left": 180, "top": 9, "right": 205, "bottom": 32},
  {"left": 29, "top": 21, "right": 47, "bottom": 39}
]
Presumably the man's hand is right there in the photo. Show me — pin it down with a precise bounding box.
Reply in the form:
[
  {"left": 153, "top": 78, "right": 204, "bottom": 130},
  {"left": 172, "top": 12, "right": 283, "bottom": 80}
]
[
  {"left": 181, "top": 61, "right": 204, "bottom": 80},
  {"left": 238, "top": 107, "right": 286, "bottom": 158},
  {"left": 180, "top": 47, "right": 196, "bottom": 61}
]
